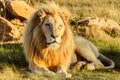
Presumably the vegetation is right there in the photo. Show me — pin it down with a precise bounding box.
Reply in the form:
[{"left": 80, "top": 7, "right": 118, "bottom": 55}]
[
  {"left": 24, "top": 0, "right": 120, "bottom": 24},
  {"left": 0, "top": 41, "right": 120, "bottom": 80},
  {"left": 0, "top": 0, "right": 120, "bottom": 80}
]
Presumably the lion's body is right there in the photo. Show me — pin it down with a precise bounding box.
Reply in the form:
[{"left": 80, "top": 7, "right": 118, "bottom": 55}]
[
  {"left": 23, "top": 2, "right": 115, "bottom": 77},
  {"left": 71, "top": 36, "right": 115, "bottom": 70}
]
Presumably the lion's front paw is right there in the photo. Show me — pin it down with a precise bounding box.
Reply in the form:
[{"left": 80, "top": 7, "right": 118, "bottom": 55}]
[
  {"left": 56, "top": 65, "right": 72, "bottom": 78},
  {"left": 56, "top": 71, "right": 72, "bottom": 78},
  {"left": 32, "top": 67, "right": 55, "bottom": 77},
  {"left": 44, "top": 70, "right": 56, "bottom": 77}
]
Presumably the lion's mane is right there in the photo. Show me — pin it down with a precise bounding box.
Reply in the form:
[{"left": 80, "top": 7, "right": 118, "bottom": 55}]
[{"left": 23, "top": 2, "right": 75, "bottom": 70}]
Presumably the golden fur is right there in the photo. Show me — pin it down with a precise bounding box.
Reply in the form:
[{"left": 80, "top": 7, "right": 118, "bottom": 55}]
[
  {"left": 23, "top": 2, "right": 74, "bottom": 77},
  {"left": 23, "top": 2, "right": 115, "bottom": 77}
]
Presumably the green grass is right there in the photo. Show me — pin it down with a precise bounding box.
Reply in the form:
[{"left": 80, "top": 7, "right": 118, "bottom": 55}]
[
  {"left": 0, "top": 40, "right": 120, "bottom": 80},
  {"left": 92, "top": 38, "right": 120, "bottom": 69},
  {"left": 0, "top": 44, "right": 27, "bottom": 69}
]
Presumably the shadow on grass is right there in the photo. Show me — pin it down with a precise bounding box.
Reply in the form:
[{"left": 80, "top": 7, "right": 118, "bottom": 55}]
[
  {"left": 0, "top": 41, "right": 120, "bottom": 71},
  {"left": 101, "top": 48, "right": 120, "bottom": 70},
  {"left": 0, "top": 43, "right": 119, "bottom": 80},
  {"left": 0, "top": 43, "right": 28, "bottom": 70},
  {"left": 93, "top": 39, "right": 120, "bottom": 70}
]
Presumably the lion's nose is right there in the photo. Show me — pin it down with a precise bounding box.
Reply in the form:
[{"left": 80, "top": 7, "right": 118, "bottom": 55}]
[
  {"left": 51, "top": 34, "right": 55, "bottom": 38},
  {"left": 51, "top": 34, "right": 59, "bottom": 38}
]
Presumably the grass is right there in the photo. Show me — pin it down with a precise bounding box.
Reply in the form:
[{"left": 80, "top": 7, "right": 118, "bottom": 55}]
[
  {"left": 92, "top": 38, "right": 120, "bottom": 69},
  {"left": 0, "top": 39, "right": 120, "bottom": 80},
  {"left": 24, "top": 0, "right": 120, "bottom": 24},
  {"left": 0, "top": 0, "right": 120, "bottom": 79}
]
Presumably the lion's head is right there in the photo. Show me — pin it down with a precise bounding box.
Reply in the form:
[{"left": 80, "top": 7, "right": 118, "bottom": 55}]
[
  {"left": 24, "top": 2, "right": 71, "bottom": 49},
  {"left": 23, "top": 2, "right": 75, "bottom": 71},
  {"left": 41, "top": 12, "right": 66, "bottom": 49}
]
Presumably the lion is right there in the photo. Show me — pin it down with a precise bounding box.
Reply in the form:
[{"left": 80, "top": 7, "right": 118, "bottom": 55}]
[
  {"left": 23, "top": 2, "right": 115, "bottom": 78},
  {"left": 23, "top": 2, "right": 74, "bottom": 78}
]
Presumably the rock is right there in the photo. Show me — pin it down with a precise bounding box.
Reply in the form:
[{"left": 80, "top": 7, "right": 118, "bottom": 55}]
[
  {"left": 10, "top": 19, "right": 24, "bottom": 38},
  {"left": 73, "top": 18, "right": 120, "bottom": 39},
  {"left": 0, "top": 17, "right": 21, "bottom": 42},
  {"left": 79, "top": 18, "right": 120, "bottom": 30},
  {"left": 6, "top": 1, "right": 35, "bottom": 20},
  {"left": 10, "top": 19, "right": 25, "bottom": 27}
]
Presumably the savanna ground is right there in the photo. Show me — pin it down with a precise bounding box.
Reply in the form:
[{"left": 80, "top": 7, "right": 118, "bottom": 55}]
[{"left": 0, "top": 0, "right": 120, "bottom": 80}]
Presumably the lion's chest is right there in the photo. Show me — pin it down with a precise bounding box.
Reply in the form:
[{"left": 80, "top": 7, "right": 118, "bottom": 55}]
[{"left": 43, "top": 50, "right": 67, "bottom": 68}]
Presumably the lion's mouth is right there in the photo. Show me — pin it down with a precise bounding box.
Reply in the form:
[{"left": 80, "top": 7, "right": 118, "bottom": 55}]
[
  {"left": 47, "top": 41, "right": 59, "bottom": 45},
  {"left": 47, "top": 41, "right": 60, "bottom": 49}
]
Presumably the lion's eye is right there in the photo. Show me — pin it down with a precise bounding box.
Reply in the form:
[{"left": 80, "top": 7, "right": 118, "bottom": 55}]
[
  {"left": 58, "top": 25, "right": 63, "bottom": 30},
  {"left": 45, "top": 24, "right": 51, "bottom": 29}
]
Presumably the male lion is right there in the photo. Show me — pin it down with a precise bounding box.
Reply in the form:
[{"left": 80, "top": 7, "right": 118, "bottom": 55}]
[{"left": 23, "top": 2, "right": 115, "bottom": 78}]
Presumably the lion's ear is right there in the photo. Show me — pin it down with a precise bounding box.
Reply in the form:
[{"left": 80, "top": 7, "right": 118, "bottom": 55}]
[
  {"left": 60, "top": 11, "right": 70, "bottom": 21},
  {"left": 37, "top": 9, "right": 46, "bottom": 19}
]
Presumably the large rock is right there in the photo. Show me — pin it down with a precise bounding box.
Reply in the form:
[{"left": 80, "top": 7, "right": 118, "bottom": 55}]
[
  {"left": 0, "top": 17, "right": 21, "bottom": 42},
  {"left": 79, "top": 18, "right": 120, "bottom": 30},
  {"left": 73, "top": 18, "right": 120, "bottom": 39},
  {"left": 6, "top": 1, "right": 35, "bottom": 20}
]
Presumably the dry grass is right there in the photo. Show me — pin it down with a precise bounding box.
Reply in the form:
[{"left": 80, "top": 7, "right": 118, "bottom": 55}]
[
  {"left": 56, "top": 0, "right": 120, "bottom": 23},
  {"left": 24, "top": 0, "right": 120, "bottom": 24}
]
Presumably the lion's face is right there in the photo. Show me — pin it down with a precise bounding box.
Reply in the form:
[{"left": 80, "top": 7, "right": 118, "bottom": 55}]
[{"left": 41, "top": 14, "right": 65, "bottom": 49}]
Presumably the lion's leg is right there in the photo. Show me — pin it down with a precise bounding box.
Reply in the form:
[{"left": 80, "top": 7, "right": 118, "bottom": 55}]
[
  {"left": 74, "top": 36, "right": 98, "bottom": 62},
  {"left": 76, "top": 47, "right": 105, "bottom": 70},
  {"left": 74, "top": 36, "right": 105, "bottom": 70},
  {"left": 75, "top": 42, "right": 98, "bottom": 62},
  {"left": 56, "top": 65, "right": 71, "bottom": 78}
]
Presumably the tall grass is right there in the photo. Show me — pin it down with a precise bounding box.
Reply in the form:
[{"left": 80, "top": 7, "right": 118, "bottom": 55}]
[
  {"left": 24, "top": 0, "right": 120, "bottom": 24},
  {"left": 58, "top": 0, "right": 120, "bottom": 23}
]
